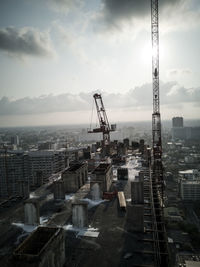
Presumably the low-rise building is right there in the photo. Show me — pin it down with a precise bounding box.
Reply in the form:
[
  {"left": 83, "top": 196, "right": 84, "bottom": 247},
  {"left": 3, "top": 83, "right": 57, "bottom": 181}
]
[{"left": 180, "top": 180, "right": 200, "bottom": 200}]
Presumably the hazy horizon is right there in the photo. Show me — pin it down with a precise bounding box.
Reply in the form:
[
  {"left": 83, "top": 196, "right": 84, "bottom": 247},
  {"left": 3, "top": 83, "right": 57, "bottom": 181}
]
[{"left": 1, "top": 118, "right": 200, "bottom": 130}]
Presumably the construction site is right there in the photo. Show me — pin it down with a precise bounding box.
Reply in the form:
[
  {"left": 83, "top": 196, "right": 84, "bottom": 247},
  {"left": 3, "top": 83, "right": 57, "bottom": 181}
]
[{"left": 0, "top": 1, "right": 172, "bottom": 267}]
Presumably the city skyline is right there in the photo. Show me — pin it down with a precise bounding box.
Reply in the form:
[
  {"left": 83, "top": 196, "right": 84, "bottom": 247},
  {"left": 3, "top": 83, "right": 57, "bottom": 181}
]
[{"left": 0, "top": 0, "right": 200, "bottom": 126}]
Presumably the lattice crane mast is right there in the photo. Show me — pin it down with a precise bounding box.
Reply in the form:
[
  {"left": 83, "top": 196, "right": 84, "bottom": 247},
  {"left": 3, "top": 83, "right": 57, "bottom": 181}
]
[
  {"left": 88, "top": 93, "right": 116, "bottom": 148},
  {"left": 151, "top": 0, "right": 162, "bottom": 161},
  {"left": 151, "top": 4, "right": 169, "bottom": 267}
]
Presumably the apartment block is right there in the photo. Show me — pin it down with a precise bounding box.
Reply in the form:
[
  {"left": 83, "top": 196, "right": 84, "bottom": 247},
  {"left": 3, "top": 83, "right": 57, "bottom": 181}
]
[
  {"left": 0, "top": 150, "right": 29, "bottom": 198},
  {"left": 28, "top": 149, "right": 68, "bottom": 185}
]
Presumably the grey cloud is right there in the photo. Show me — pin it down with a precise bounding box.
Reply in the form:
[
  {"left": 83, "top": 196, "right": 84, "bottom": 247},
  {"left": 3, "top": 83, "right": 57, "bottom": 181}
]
[
  {"left": 0, "top": 94, "right": 90, "bottom": 115},
  {"left": 0, "top": 27, "right": 55, "bottom": 57},
  {"left": 182, "top": 69, "right": 192, "bottom": 75},
  {"left": 100, "top": 0, "right": 182, "bottom": 26},
  {"left": 168, "top": 68, "right": 192, "bottom": 76},
  {"left": 49, "top": 0, "right": 83, "bottom": 13},
  {"left": 168, "top": 69, "right": 179, "bottom": 76},
  {"left": 53, "top": 0, "right": 81, "bottom": 6},
  {"left": 0, "top": 82, "right": 200, "bottom": 116}
]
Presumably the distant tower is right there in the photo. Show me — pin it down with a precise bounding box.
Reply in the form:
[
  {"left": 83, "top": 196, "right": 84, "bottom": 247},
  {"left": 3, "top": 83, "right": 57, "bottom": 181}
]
[
  {"left": 172, "top": 117, "right": 185, "bottom": 140},
  {"left": 10, "top": 135, "right": 19, "bottom": 146},
  {"left": 172, "top": 117, "right": 183, "bottom": 128}
]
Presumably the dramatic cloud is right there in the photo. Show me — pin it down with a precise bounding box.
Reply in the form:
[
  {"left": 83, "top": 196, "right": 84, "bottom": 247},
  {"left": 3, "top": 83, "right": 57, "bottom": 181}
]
[
  {"left": 98, "top": 0, "right": 182, "bottom": 28},
  {"left": 0, "top": 27, "right": 55, "bottom": 58},
  {"left": 0, "top": 82, "right": 200, "bottom": 116},
  {"left": 103, "top": 0, "right": 180, "bottom": 19},
  {"left": 93, "top": 0, "right": 200, "bottom": 34}
]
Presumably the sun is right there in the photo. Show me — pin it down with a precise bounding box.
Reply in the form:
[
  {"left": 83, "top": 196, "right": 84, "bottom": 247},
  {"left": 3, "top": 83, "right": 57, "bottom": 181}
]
[{"left": 141, "top": 42, "right": 165, "bottom": 64}]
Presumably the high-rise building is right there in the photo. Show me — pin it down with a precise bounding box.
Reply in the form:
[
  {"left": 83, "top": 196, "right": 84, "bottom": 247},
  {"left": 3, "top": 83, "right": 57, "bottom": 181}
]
[
  {"left": 10, "top": 135, "right": 19, "bottom": 146},
  {"left": 172, "top": 117, "right": 200, "bottom": 140},
  {"left": 172, "top": 117, "right": 183, "bottom": 128},
  {"left": 28, "top": 149, "right": 68, "bottom": 185},
  {"left": 0, "top": 150, "right": 29, "bottom": 198},
  {"left": 0, "top": 149, "right": 69, "bottom": 199}
]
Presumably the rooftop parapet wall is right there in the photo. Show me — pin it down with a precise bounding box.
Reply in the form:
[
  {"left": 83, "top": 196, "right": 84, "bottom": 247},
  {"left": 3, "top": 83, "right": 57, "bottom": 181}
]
[
  {"left": 92, "top": 163, "right": 112, "bottom": 192},
  {"left": 13, "top": 227, "right": 65, "bottom": 267},
  {"left": 92, "top": 163, "right": 111, "bottom": 175},
  {"left": 64, "top": 163, "right": 86, "bottom": 173},
  {"left": 61, "top": 162, "right": 88, "bottom": 193}
]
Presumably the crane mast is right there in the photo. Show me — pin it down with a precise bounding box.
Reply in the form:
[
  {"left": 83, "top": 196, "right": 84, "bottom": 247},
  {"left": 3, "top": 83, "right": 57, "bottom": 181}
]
[
  {"left": 151, "top": 0, "right": 163, "bottom": 201},
  {"left": 151, "top": 0, "right": 162, "bottom": 160},
  {"left": 151, "top": 1, "right": 169, "bottom": 266}
]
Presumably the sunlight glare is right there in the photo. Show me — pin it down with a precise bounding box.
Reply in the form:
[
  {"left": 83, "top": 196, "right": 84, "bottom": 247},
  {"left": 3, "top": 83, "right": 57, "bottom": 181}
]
[{"left": 141, "top": 42, "right": 165, "bottom": 64}]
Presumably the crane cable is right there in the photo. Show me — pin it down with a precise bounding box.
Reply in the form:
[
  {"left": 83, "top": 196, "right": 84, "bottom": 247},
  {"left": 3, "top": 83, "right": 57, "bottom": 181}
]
[{"left": 89, "top": 98, "right": 94, "bottom": 131}]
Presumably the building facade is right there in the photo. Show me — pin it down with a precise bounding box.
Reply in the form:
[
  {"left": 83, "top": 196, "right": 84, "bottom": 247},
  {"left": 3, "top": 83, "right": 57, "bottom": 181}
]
[
  {"left": 0, "top": 149, "right": 68, "bottom": 199},
  {"left": 28, "top": 149, "right": 68, "bottom": 185},
  {"left": 0, "top": 150, "right": 29, "bottom": 198},
  {"left": 180, "top": 180, "right": 200, "bottom": 200}
]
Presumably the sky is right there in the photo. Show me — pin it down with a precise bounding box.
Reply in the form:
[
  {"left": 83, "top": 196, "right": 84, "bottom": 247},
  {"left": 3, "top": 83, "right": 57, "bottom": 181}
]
[{"left": 0, "top": 0, "right": 200, "bottom": 127}]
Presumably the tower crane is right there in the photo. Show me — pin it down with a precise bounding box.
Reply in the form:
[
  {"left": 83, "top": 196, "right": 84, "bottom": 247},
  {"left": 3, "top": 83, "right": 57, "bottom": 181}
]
[
  {"left": 88, "top": 93, "right": 116, "bottom": 152},
  {"left": 151, "top": 0, "right": 162, "bottom": 161},
  {"left": 151, "top": 0, "right": 163, "bottom": 198},
  {"left": 151, "top": 1, "right": 169, "bottom": 266}
]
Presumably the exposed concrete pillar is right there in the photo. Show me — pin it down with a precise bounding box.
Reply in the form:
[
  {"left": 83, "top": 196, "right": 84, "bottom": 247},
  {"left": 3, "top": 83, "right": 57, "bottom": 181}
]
[
  {"left": 127, "top": 204, "right": 144, "bottom": 232},
  {"left": 18, "top": 181, "right": 29, "bottom": 199},
  {"left": 24, "top": 199, "right": 40, "bottom": 225},
  {"left": 54, "top": 180, "right": 65, "bottom": 200},
  {"left": 72, "top": 201, "right": 88, "bottom": 228},
  {"left": 131, "top": 179, "right": 144, "bottom": 204},
  {"left": 90, "top": 182, "right": 102, "bottom": 200}
]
